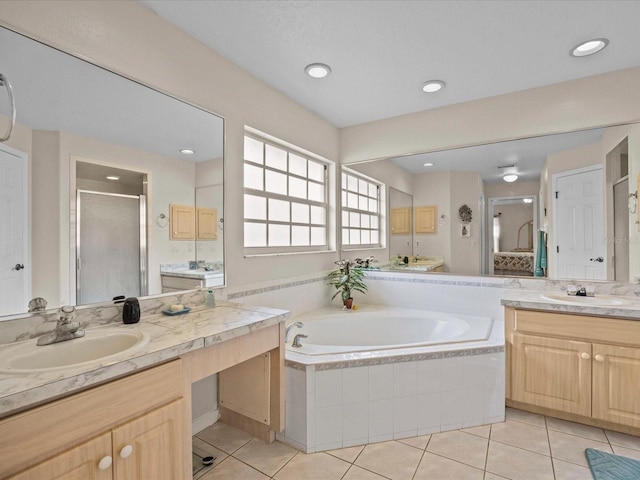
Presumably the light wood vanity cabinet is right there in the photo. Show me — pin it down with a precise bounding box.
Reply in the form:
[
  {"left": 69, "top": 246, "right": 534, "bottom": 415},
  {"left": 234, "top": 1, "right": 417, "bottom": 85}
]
[
  {"left": 0, "top": 360, "right": 185, "bottom": 480},
  {"left": 506, "top": 308, "right": 640, "bottom": 434}
]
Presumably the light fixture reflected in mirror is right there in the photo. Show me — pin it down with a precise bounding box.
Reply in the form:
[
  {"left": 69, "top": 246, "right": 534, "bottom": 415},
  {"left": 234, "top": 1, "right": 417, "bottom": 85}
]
[{"left": 503, "top": 173, "right": 518, "bottom": 183}]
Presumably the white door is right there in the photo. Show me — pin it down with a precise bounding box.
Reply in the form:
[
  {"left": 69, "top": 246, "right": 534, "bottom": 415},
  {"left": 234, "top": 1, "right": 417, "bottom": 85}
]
[
  {"left": 554, "top": 166, "right": 605, "bottom": 280},
  {"left": 0, "top": 145, "right": 29, "bottom": 315}
]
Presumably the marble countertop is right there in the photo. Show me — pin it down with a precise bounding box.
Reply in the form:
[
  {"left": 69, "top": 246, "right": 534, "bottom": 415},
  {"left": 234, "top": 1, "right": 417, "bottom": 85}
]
[
  {"left": 160, "top": 269, "right": 224, "bottom": 279},
  {"left": 0, "top": 301, "right": 289, "bottom": 419},
  {"left": 501, "top": 290, "right": 640, "bottom": 319}
]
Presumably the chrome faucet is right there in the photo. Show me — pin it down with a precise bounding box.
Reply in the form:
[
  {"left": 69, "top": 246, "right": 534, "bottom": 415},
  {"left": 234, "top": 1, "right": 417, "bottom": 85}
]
[
  {"left": 37, "top": 306, "right": 85, "bottom": 346},
  {"left": 285, "top": 321, "right": 304, "bottom": 342},
  {"left": 292, "top": 333, "right": 308, "bottom": 348}
]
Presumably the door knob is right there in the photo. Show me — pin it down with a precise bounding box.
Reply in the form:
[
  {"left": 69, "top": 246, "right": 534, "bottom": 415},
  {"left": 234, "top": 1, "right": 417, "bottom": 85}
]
[
  {"left": 589, "top": 257, "right": 604, "bottom": 263},
  {"left": 12, "top": 263, "right": 24, "bottom": 271}
]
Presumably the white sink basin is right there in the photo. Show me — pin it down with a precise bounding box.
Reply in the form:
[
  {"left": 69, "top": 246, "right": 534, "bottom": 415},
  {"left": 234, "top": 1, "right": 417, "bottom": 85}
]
[
  {"left": 540, "top": 293, "right": 632, "bottom": 307},
  {"left": 0, "top": 327, "right": 149, "bottom": 373}
]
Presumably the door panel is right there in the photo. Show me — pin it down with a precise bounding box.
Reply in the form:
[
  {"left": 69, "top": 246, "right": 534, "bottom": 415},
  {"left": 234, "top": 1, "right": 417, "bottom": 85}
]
[
  {"left": 593, "top": 343, "right": 640, "bottom": 428},
  {"left": 555, "top": 167, "right": 605, "bottom": 279},
  {"left": 512, "top": 333, "right": 592, "bottom": 416}
]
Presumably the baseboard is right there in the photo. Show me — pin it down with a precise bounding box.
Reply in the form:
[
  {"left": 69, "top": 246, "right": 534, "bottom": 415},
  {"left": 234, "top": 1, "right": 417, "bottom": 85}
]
[{"left": 192, "top": 408, "right": 220, "bottom": 435}]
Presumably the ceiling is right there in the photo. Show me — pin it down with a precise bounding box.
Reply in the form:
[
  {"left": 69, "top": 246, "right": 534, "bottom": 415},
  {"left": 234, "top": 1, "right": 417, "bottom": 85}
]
[{"left": 139, "top": 0, "right": 640, "bottom": 128}]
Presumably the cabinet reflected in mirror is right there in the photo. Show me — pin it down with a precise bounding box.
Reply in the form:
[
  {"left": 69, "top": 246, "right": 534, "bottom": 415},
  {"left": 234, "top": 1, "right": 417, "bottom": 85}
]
[{"left": 0, "top": 26, "right": 224, "bottom": 318}]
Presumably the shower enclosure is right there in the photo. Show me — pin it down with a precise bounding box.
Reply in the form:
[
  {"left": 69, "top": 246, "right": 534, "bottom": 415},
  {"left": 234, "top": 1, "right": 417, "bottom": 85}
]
[{"left": 76, "top": 190, "right": 147, "bottom": 304}]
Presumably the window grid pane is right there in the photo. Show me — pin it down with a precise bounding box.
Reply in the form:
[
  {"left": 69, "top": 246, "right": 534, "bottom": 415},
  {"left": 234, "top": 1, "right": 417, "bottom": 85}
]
[
  {"left": 340, "top": 170, "right": 382, "bottom": 247},
  {"left": 244, "top": 133, "right": 329, "bottom": 250}
]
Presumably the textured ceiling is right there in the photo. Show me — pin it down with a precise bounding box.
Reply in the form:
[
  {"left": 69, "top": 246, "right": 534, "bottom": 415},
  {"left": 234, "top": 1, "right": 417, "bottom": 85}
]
[{"left": 140, "top": 0, "right": 640, "bottom": 128}]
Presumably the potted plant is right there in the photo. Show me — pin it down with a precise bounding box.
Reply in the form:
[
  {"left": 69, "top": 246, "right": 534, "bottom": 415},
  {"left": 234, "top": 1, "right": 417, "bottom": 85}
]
[{"left": 327, "top": 258, "right": 368, "bottom": 308}]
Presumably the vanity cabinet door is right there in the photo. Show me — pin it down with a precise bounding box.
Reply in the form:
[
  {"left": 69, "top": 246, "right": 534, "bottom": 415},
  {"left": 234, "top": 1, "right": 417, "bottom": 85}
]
[
  {"left": 6, "top": 432, "right": 112, "bottom": 480},
  {"left": 112, "top": 399, "right": 184, "bottom": 480},
  {"left": 592, "top": 343, "right": 640, "bottom": 428},
  {"left": 511, "top": 333, "right": 592, "bottom": 417}
]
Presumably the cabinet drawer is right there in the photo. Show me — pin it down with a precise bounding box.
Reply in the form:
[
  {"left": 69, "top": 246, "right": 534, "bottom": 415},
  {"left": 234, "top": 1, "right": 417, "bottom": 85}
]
[
  {"left": 0, "top": 360, "right": 183, "bottom": 478},
  {"left": 161, "top": 274, "right": 203, "bottom": 290},
  {"left": 513, "top": 309, "right": 640, "bottom": 347}
]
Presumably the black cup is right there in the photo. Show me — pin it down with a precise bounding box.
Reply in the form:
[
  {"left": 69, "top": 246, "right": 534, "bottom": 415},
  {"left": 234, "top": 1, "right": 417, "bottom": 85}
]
[{"left": 122, "top": 297, "right": 140, "bottom": 324}]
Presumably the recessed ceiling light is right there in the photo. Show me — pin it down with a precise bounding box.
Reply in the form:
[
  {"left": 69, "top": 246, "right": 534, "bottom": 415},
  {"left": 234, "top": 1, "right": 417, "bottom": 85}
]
[
  {"left": 305, "top": 63, "right": 332, "bottom": 79},
  {"left": 421, "top": 80, "right": 445, "bottom": 93},
  {"left": 570, "top": 38, "right": 609, "bottom": 57},
  {"left": 180, "top": 148, "right": 195, "bottom": 155},
  {"left": 423, "top": 162, "right": 435, "bottom": 167},
  {"left": 503, "top": 174, "right": 518, "bottom": 183},
  {"left": 106, "top": 175, "right": 120, "bottom": 181}
]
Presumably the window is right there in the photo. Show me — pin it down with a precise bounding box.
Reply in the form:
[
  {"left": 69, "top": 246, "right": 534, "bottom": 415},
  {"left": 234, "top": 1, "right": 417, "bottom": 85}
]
[
  {"left": 243, "top": 133, "right": 329, "bottom": 253},
  {"left": 341, "top": 168, "right": 382, "bottom": 248}
]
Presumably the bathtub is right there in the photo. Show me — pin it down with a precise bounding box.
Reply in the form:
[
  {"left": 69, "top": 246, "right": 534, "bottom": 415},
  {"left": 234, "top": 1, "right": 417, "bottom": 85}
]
[
  {"left": 279, "top": 304, "right": 505, "bottom": 453},
  {"left": 286, "top": 305, "right": 493, "bottom": 355}
]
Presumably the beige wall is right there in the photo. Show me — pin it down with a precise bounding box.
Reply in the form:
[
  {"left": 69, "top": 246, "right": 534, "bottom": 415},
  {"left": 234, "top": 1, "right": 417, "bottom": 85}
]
[{"left": 340, "top": 67, "right": 640, "bottom": 165}]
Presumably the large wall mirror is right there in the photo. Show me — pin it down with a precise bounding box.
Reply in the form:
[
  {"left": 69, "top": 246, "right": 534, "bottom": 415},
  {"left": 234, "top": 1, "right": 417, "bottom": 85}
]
[
  {"left": 349, "top": 122, "right": 639, "bottom": 282},
  {"left": 0, "top": 26, "right": 225, "bottom": 318}
]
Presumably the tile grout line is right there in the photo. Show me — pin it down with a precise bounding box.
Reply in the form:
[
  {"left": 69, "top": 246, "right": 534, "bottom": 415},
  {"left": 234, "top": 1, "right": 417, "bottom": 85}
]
[
  {"left": 482, "top": 424, "right": 492, "bottom": 480},
  {"left": 543, "top": 415, "right": 559, "bottom": 480}
]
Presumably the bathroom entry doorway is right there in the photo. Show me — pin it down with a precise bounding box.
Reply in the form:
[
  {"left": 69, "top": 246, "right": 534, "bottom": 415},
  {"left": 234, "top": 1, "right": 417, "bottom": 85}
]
[
  {"left": 552, "top": 165, "right": 605, "bottom": 280},
  {"left": 0, "top": 144, "right": 29, "bottom": 316}
]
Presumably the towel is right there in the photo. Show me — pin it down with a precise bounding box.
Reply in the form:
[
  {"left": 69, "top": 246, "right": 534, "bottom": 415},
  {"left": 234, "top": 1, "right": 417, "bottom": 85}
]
[{"left": 534, "top": 230, "right": 546, "bottom": 277}]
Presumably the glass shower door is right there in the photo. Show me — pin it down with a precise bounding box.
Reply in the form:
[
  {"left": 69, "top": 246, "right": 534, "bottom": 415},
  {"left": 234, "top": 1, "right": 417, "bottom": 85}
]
[{"left": 77, "top": 190, "right": 146, "bottom": 305}]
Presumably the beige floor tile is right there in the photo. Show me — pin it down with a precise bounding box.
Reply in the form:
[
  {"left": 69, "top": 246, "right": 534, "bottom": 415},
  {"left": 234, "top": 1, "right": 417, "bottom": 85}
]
[
  {"left": 396, "top": 434, "right": 431, "bottom": 450},
  {"left": 326, "top": 445, "right": 365, "bottom": 463},
  {"left": 490, "top": 419, "right": 550, "bottom": 456},
  {"left": 342, "top": 465, "right": 389, "bottom": 480},
  {"left": 200, "top": 457, "right": 269, "bottom": 480},
  {"left": 547, "top": 429, "right": 612, "bottom": 467},
  {"left": 274, "top": 452, "right": 350, "bottom": 480},
  {"left": 483, "top": 474, "right": 510, "bottom": 480},
  {"left": 355, "top": 441, "right": 423, "bottom": 480},
  {"left": 545, "top": 416, "right": 608, "bottom": 442},
  {"left": 611, "top": 444, "right": 640, "bottom": 460},
  {"left": 486, "top": 441, "right": 554, "bottom": 480},
  {"left": 193, "top": 438, "right": 228, "bottom": 479},
  {"left": 196, "top": 422, "right": 253, "bottom": 454},
  {"left": 413, "top": 452, "right": 484, "bottom": 480},
  {"left": 233, "top": 438, "right": 298, "bottom": 476},
  {"left": 505, "top": 407, "right": 546, "bottom": 428},
  {"left": 552, "top": 458, "right": 593, "bottom": 480},
  {"left": 461, "top": 424, "right": 491, "bottom": 438},
  {"left": 606, "top": 429, "right": 640, "bottom": 450},
  {"left": 193, "top": 437, "right": 229, "bottom": 462},
  {"left": 426, "top": 430, "right": 488, "bottom": 469}
]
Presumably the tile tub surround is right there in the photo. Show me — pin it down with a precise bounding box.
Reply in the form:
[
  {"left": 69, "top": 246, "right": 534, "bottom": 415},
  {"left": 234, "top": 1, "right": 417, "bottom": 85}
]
[
  {"left": 280, "top": 349, "right": 505, "bottom": 453},
  {"left": 0, "top": 301, "right": 289, "bottom": 418},
  {"left": 280, "top": 307, "right": 505, "bottom": 453}
]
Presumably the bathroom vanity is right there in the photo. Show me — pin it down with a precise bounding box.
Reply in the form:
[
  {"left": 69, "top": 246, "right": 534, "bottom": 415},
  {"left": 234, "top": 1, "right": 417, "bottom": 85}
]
[
  {"left": 0, "top": 302, "right": 288, "bottom": 479},
  {"left": 502, "top": 292, "right": 640, "bottom": 436}
]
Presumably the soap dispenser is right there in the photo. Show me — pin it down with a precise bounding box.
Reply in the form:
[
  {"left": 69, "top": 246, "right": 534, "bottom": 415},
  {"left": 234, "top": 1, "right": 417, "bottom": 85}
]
[{"left": 205, "top": 289, "right": 216, "bottom": 308}]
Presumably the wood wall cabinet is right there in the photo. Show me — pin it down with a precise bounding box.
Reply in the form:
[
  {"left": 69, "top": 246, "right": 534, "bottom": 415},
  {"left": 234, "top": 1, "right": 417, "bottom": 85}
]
[
  {"left": 414, "top": 206, "right": 437, "bottom": 233},
  {"left": 170, "top": 204, "right": 196, "bottom": 240},
  {"left": 196, "top": 207, "right": 218, "bottom": 240},
  {"left": 390, "top": 207, "right": 411, "bottom": 234},
  {"left": 0, "top": 361, "right": 185, "bottom": 480},
  {"left": 506, "top": 308, "right": 640, "bottom": 434}
]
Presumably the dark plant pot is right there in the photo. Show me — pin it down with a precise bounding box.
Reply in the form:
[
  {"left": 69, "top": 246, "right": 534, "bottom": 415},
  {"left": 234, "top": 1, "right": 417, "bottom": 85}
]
[{"left": 343, "top": 297, "right": 354, "bottom": 309}]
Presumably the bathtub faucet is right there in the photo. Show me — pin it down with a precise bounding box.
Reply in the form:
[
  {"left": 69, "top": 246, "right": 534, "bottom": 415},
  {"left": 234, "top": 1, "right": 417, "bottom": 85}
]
[
  {"left": 292, "top": 334, "right": 308, "bottom": 348},
  {"left": 285, "top": 321, "right": 304, "bottom": 342}
]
